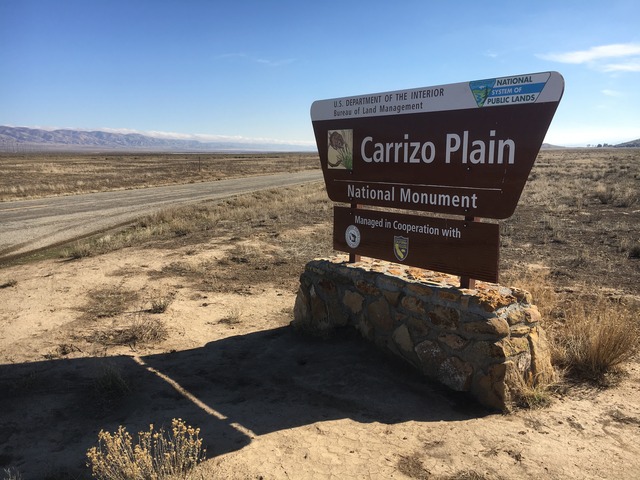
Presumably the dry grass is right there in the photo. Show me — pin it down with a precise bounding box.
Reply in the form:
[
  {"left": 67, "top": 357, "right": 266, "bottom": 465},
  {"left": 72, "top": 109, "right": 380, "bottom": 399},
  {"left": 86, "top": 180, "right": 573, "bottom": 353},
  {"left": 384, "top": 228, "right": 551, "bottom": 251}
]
[
  {"left": 505, "top": 268, "right": 639, "bottom": 385},
  {"left": 502, "top": 149, "right": 639, "bottom": 292},
  {"left": 552, "top": 299, "right": 639, "bottom": 384},
  {"left": 218, "top": 307, "right": 242, "bottom": 326},
  {"left": 0, "top": 152, "right": 318, "bottom": 201},
  {"left": 148, "top": 292, "right": 174, "bottom": 314},
  {"left": 507, "top": 371, "right": 554, "bottom": 409},
  {"left": 92, "top": 365, "right": 132, "bottom": 412},
  {"left": 90, "top": 317, "right": 168, "bottom": 348},
  {"left": 60, "top": 182, "right": 332, "bottom": 263},
  {"left": 86, "top": 419, "right": 205, "bottom": 480},
  {"left": 397, "top": 452, "right": 430, "bottom": 479},
  {"left": 79, "top": 285, "right": 168, "bottom": 350},
  {"left": 82, "top": 286, "right": 139, "bottom": 319}
]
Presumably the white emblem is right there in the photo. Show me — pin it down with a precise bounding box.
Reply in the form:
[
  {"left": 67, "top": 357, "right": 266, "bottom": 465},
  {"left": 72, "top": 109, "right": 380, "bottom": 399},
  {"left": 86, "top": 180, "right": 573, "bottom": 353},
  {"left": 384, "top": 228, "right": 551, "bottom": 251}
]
[{"left": 345, "top": 225, "right": 361, "bottom": 248}]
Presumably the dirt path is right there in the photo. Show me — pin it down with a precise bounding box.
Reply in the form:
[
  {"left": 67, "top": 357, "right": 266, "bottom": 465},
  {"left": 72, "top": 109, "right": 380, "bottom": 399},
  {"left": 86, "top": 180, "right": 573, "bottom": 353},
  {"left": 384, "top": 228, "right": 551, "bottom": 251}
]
[{"left": 0, "top": 170, "right": 322, "bottom": 259}]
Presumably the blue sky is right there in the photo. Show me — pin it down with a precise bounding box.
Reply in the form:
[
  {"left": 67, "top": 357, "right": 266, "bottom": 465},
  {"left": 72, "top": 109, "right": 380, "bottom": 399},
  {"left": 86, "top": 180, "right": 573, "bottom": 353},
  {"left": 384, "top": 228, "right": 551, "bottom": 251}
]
[{"left": 1, "top": 0, "right": 639, "bottom": 148}]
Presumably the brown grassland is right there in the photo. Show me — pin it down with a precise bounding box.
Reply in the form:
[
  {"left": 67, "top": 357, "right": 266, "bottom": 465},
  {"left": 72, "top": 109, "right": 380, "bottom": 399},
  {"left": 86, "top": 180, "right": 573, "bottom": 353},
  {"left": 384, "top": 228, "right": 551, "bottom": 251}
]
[
  {"left": 0, "top": 148, "right": 639, "bottom": 479},
  {"left": 0, "top": 152, "right": 318, "bottom": 202}
]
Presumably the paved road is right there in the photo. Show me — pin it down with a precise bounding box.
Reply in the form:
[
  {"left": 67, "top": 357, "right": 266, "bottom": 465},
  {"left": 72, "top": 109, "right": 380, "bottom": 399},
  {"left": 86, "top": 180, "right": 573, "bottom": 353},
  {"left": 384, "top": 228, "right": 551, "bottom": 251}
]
[{"left": 0, "top": 170, "right": 323, "bottom": 260}]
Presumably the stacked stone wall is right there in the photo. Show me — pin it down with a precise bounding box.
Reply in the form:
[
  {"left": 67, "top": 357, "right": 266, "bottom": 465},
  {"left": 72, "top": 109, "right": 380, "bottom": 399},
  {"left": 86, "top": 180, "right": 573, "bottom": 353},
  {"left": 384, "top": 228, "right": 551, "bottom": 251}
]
[{"left": 293, "top": 258, "right": 554, "bottom": 411}]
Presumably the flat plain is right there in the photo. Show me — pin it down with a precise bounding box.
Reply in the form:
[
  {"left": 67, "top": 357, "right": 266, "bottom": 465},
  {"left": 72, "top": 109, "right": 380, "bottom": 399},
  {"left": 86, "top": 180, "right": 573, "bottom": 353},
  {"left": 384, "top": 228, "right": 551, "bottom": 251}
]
[{"left": 0, "top": 149, "right": 638, "bottom": 479}]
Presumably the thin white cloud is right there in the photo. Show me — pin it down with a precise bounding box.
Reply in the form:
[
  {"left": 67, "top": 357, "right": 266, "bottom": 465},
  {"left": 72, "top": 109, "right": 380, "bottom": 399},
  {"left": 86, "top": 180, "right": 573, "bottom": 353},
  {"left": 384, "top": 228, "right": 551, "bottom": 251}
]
[
  {"left": 217, "top": 53, "right": 295, "bottom": 67},
  {"left": 539, "top": 43, "right": 640, "bottom": 63},
  {"left": 601, "top": 60, "right": 640, "bottom": 72},
  {"left": 601, "top": 89, "right": 622, "bottom": 97},
  {"left": 255, "top": 57, "right": 296, "bottom": 67},
  {"left": 537, "top": 43, "right": 640, "bottom": 73}
]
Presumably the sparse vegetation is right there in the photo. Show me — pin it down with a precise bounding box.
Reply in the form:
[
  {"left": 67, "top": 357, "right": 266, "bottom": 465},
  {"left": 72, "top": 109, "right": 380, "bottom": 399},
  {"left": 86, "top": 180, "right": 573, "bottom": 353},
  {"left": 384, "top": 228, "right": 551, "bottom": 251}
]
[
  {"left": 57, "top": 182, "right": 332, "bottom": 263},
  {"left": 90, "top": 316, "right": 168, "bottom": 347},
  {"left": 83, "top": 286, "right": 139, "bottom": 319},
  {"left": 594, "top": 182, "right": 638, "bottom": 207},
  {"left": 148, "top": 292, "right": 174, "bottom": 314},
  {"left": 397, "top": 452, "right": 430, "bottom": 479},
  {"left": 218, "top": 307, "right": 242, "bottom": 326},
  {"left": 552, "top": 298, "right": 639, "bottom": 384},
  {"left": 92, "top": 365, "right": 131, "bottom": 411},
  {"left": 0, "top": 152, "right": 318, "bottom": 202},
  {"left": 86, "top": 418, "right": 205, "bottom": 480},
  {"left": 64, "top": 242, "right": 95, "bottom": 259},
  {"left": 507, "top": 371, "right": 554, "bottom": 409},
  {"left": 506, "top": 268, "right": 639, "bottom": 386}
]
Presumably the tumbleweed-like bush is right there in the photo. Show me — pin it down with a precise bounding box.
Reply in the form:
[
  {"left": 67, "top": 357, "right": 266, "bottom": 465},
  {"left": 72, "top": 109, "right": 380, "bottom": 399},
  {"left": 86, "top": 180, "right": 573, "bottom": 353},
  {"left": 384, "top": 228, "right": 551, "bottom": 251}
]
[{"left": 86, "top": 418, "right": 205, "bottom": 480}]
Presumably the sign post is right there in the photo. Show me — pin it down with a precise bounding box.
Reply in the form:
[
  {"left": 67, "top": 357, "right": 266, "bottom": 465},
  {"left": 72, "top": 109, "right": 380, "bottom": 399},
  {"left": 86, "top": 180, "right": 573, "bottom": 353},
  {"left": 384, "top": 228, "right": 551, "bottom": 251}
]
[{"left": 311, "top": 72, "right": 564, "bottom": 285}]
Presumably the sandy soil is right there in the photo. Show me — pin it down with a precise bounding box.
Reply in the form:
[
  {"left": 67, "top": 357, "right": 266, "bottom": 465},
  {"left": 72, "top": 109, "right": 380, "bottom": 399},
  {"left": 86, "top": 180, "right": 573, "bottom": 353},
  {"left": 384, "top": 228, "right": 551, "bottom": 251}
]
[{"left": 1, "top": 240, "right": 639, "bottom": 479}]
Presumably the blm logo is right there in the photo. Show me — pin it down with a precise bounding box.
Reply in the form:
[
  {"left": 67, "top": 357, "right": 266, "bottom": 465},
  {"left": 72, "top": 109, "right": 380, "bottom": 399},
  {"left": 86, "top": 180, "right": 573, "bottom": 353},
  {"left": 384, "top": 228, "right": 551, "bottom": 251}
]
[{"left": 469, "top": 79, "right": 496, "bottom": 107}]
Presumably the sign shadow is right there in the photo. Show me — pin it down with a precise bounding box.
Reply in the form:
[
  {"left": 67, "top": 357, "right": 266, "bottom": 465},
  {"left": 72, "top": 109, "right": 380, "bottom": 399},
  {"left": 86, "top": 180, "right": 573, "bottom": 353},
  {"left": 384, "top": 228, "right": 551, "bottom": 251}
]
[{"left": 0, "top": 326, "right": 491, "bottom": 478}]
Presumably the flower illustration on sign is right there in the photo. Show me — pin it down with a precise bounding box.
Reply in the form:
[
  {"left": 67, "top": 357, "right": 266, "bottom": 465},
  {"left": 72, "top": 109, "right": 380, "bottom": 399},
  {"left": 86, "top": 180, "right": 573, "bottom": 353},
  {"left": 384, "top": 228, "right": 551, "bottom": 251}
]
[{"left": 327, "top": 129, "right": 353, "bottom": 170}]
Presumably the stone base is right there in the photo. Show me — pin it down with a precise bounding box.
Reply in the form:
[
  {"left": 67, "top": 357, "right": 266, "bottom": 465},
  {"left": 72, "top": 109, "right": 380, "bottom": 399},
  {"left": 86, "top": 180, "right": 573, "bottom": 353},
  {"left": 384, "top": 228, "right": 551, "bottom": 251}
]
[{"left": 292, "top": 257, "right": 555, "bottom": 412}]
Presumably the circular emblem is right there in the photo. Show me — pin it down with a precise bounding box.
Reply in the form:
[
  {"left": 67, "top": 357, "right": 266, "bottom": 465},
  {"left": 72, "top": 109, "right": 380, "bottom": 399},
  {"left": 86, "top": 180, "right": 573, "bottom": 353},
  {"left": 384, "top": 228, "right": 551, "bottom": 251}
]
[{"left": 345, "top": 225, "right": 361, "bottom": 249}]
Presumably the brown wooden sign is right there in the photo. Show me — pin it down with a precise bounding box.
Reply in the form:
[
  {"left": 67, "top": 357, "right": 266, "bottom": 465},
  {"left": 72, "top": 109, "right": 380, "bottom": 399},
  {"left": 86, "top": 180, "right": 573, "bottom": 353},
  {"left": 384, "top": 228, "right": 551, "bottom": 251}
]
[
  {"left": 333, "top": 206, "right": 500, "bottom": 282},
  {"left": 311, "top": 72, "right": 564, "bottom": 220}
]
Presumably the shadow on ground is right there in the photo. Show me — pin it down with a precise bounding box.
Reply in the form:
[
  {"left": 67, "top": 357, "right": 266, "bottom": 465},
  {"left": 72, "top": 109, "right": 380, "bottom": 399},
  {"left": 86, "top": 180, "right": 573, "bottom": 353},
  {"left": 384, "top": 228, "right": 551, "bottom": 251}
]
[{"left": 0, "top": 326, "right": 491, "bottom": 478}]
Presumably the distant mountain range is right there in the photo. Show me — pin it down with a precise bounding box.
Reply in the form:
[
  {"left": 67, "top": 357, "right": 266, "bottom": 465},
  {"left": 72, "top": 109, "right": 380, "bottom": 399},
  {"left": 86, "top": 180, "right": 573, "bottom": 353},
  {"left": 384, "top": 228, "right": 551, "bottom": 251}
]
[
  {"left": 616, "top": 138, "right": 640, "bottom": 148},
  {"left": 0, "top": 126, "right": 637, "bottom": 153},
  {"left": 0, "top": 126, "right": 314, "bottom": 153}
]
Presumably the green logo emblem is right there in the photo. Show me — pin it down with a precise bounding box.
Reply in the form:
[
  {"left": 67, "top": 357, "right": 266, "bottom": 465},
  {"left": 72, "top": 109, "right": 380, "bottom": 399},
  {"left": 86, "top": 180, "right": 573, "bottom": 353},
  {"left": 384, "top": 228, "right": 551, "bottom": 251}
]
[{"left": 469, "top": 79, "right": 496, "bottom": 107}]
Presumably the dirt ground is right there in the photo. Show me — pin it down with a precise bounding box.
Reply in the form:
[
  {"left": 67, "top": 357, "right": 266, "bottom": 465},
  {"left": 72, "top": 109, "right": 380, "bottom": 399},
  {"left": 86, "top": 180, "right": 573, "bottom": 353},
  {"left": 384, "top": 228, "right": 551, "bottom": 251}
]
[{"left": 0, "top": 149, "right": 639, "bottom": 479}]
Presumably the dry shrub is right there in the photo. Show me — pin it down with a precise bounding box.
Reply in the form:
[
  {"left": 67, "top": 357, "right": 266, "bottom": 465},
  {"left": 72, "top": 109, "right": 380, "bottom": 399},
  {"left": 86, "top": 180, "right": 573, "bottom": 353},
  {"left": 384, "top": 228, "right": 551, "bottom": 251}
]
[
  {"left": 65, "top": 242, "right": 95, "bottom": 259},
  {"left": 506, "top": 268, "right": 639, "bottom": 384},
  {"left": 553, "top": 298, "right": 639, "bottom": 383},
  {"left": 503, "top": 267, "right": 559, "bottom": 319},
  {"left": 86, "top": 418, "right": 206, "bottom": 480},
  {"left": 507, "top": 370, "right": 553, "bottom": 409},
  {"left": 149, "top": 292, "right": 174, "bottom": 314},
  {"left": 396, "top": 452, "right": 429, "bottom": 479},
  {"left": 218, "top": 307, "right": 242, "bottom": 325},
  {"left": 594, "top": 183, "right": 638, "bottom": 207},
  {"left": 94, "top": 317, "right": 168, "bottom": 347},
  {"left": 94, "top": 365, "right": 130, "bottom": 398},
  {"left": 93, "top": 365, "right": 131, "bottom": 411}
]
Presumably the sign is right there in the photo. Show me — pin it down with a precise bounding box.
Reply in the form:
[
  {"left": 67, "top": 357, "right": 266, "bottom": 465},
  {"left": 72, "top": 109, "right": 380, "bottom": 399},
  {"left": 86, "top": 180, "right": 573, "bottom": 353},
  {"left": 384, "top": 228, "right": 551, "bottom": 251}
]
[
  {"left": 334, "top": 206, "right": 500, "bottom": 282},
  {"left": 311, "top": 72, "right": 564, "bottom": 220}
]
